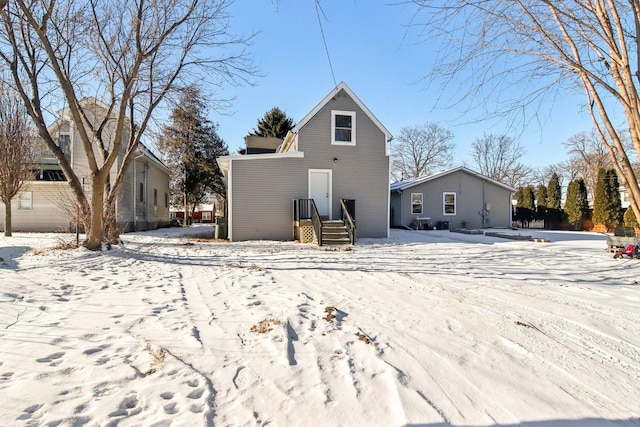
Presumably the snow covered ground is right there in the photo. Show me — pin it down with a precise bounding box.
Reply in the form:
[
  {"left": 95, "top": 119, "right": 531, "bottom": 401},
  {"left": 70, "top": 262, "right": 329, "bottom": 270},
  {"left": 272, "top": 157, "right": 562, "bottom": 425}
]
[{"left": 1, "top": 225, "right": 639, "bottom": 426}]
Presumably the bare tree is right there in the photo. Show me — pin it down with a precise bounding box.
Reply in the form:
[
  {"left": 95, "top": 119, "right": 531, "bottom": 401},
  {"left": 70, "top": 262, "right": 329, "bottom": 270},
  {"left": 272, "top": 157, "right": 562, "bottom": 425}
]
[
  {"left": 0, "top": 0, "right": 253, "bottom": 249},
  {"left": 564, "top": 130, "right": 613, "bottom": 203},
  {"left": 0, "top": 83, "right": 39, "bottom": 236},
  {"left": 469, "top": 133, "right": 529, "bottom": 187},
  {"left": 530, "top": 163, "right": 571, "bottom": 187},
  {"left": 411, "top": 1, "right": 640, "bottom": 227},
  {"left": 390, "top": 122, "right": 455, "bottom": 180}
]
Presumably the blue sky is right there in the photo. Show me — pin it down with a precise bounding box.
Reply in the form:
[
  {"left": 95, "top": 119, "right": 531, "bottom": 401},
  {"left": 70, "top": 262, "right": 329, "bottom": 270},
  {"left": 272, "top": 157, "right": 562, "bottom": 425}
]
[{"left": 212, "top": 1, "right": 596, "bottom": 168}]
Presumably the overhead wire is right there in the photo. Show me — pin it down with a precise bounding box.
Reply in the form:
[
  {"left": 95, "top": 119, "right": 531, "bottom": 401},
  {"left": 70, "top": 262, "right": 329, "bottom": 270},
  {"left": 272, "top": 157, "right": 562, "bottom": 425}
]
[{"left": 314, "top": 0, "right": 337, "bottom": 87}]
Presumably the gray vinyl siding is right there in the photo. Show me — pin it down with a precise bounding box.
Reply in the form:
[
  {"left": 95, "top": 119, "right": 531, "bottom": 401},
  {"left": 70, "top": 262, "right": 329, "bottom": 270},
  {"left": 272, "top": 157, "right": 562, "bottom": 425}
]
[
  {"left": 296, "top": 90, "right": 389, "bottom": 238},
  {"left": 230, "top": 158, "right": 308, "bottom": 241},
  {"left": 227, "top": 87, "right": 390, "bottom": 242},
  {"left": 392, "top": 170, "right": 513, "bottom": 229}
]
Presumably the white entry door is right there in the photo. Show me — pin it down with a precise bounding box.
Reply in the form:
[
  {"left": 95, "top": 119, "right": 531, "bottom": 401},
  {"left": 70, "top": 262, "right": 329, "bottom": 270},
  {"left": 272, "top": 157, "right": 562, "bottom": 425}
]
[{"left": 309, "top": 169, "right": 332, "bottom": 218}]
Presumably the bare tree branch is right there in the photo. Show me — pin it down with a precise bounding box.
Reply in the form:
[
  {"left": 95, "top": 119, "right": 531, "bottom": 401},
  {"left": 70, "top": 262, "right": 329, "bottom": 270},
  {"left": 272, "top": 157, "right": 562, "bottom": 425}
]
[
  {"left": 0, "top": 82, "right": 40, "bottom": 236},
  {"left": 469, "top": 133, "right": 530, "bottom": 187},
  {"left": 390, "top": 122, "right": 455, "bottom": 181},
  {"left": 410, "top": 0, "right": 640, "bottom": 224},
  {"left": 0, "top": 0, "right": 255, "bottom": 249}
]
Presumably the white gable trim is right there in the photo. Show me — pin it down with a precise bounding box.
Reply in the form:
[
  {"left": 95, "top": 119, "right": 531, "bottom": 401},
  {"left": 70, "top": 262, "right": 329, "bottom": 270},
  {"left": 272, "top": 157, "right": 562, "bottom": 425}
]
[{"left": 292, "top": 82, "right": 392, "bottom": 141}]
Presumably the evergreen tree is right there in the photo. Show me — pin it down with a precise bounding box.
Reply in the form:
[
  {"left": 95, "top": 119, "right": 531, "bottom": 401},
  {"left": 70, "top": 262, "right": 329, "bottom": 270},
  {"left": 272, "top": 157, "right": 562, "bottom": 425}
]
[
  {"left": 159, "top": 87, "right": 228, "bottom": 224},
  {"left": 536, "top": 184, "right": 548, "bottom": 210},
  {"left": 606, "top": 169, "right": 623, "bottom": 226},
  {"left": 250, "top": 107, "right": 295, "bottom": 139},
  {"left": 623, "top": 207, "right": 638, "bottom": 228},
  {"left": 565, "top": 178, "right": 589, "bottom": 229},
  {"left": 515, "top": 185, "right": 536, "bottom": 225},
  {"left": 593, "top": 168, "right": 622, "bottom": 230},
  {"left": 523, "top": 185, "right": 536, "bottom": 211},
  {"left": 535, "top": 183, "right": 547, "bottom": 220},
  {"left": 592, "top": 168, "right": 608, "bottom": 226},
  {"left": 515, "top": 187, "right": 524, "bottom": 206},
  {"left": 546, "top": 173, "right": 561, "bottom": 209}
]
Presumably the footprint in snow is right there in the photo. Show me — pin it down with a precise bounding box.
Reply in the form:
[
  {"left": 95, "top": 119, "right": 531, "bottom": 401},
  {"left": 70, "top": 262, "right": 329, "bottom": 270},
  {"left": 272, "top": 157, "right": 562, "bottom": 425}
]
[
  {"left": 36, "top": 352, "right": 65, "bottom": 364},
  {"left": 233, "top": 366, "right": 249, "bottom": 390}
]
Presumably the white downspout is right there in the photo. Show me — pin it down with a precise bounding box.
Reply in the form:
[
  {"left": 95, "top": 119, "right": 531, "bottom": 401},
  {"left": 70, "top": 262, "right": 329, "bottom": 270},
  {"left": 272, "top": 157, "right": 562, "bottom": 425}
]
[{"left": 133, "top": 153, "right": 144, "bottom": 230}]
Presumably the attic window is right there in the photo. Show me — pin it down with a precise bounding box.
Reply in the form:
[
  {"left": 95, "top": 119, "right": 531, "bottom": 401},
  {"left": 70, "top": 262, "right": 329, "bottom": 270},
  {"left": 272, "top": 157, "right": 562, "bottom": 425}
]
[{"left": 331, "top": 110, "right": 356, "bottom": 145}]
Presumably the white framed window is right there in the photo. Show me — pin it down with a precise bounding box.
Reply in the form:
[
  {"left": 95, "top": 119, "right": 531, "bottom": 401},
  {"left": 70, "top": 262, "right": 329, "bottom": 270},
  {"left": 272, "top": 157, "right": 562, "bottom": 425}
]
[
  {"left": 153, "top": 188, "right": 158, "bottom": 206},
  {"left": 443, "top": 192, "right": 456, "bottom": 215},
  {"left": 331, "top": 110, "right": 356, "bottom": 145},
  {"left": 202, "top": 212, "right": 212, "bottom": 221},
  {"left": 411, "top": 193, "right": 423, "bottom": 214},
  {"left": 18, "top": 191, "right": 33, "bottom": 210}
]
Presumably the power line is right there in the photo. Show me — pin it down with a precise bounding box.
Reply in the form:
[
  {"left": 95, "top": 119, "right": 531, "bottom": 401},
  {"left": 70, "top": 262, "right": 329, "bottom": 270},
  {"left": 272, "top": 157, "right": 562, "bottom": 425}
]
[{"left": 314, "top": 0, "right": 337, "bottom": 87}]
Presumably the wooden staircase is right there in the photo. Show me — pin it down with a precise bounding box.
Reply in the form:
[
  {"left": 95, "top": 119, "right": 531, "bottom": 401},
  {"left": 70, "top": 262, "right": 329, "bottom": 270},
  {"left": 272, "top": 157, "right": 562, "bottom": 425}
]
[{"left": 321, "top": 220, "right": 351, "bottom": 245}]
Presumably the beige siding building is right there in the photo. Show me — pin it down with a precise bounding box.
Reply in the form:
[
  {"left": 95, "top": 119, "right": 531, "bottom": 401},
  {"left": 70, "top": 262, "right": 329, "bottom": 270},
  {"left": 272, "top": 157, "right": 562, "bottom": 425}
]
[{"left": 0, "top": 99, "right": 170, "bottom": 233}]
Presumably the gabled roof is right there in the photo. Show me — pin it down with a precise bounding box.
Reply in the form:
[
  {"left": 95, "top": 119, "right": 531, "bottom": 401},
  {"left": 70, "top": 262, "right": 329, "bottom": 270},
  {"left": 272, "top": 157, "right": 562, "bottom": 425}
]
[
  {"left": 137, "top": 142, "right": 169, "bottom": 173},
  {"left": 390, "top": 166, "right": 516, "bottom": 192},
  {"left": 53, "top": 98, "right": 168, "bottom": 173},
  {"left": 291, "top": 81, "right": 392, "bottom": 141}
]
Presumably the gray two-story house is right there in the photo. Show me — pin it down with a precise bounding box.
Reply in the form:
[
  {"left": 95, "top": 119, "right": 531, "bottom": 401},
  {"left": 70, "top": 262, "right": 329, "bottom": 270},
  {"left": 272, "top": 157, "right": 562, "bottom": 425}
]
[{"left": 218, "top": 82, "right": 392, "bottom": 243}]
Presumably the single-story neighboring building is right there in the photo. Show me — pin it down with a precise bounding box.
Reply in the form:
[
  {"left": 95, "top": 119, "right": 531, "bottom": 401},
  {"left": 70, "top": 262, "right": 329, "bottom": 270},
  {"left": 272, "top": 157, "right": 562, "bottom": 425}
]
[{"left": 390, "top": 166, "right": 516, "bottom": 230}]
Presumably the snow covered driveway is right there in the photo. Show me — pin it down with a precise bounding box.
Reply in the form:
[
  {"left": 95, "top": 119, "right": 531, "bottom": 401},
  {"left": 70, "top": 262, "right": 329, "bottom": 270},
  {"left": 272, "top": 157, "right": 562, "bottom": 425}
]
[{"left": 1, "top": 227, "right": 639, "bottom": 426}]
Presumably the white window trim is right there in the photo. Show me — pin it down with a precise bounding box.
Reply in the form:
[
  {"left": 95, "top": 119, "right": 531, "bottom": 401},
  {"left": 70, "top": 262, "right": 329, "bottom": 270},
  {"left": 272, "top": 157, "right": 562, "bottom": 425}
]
[
  {"left": 331, "top": 110, "right": 356, "bottom": 146},
  {"left": 443, "top": 192, "right": 456, "bottom": 216},
  {"left": 202, "top": 212, "right": 212, "bottom": 221},
  {"left": 411, "top": 193, "right": 423, "bottom": 215},
  {"left": 18, "top": 191, "right": 33, "bottom": 210}
]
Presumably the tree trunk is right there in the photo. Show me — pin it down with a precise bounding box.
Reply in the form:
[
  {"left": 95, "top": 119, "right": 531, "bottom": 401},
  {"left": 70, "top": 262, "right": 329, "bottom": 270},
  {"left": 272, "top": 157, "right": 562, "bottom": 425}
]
[
  {"left": 183, "top": 190, "right": 189, "bottom": 226},
  {"left": 85, "top": 176, "right": 106, "bottom": 250},
  {"left": 3, "top": 200, "right": 11, "bottom": 237}
]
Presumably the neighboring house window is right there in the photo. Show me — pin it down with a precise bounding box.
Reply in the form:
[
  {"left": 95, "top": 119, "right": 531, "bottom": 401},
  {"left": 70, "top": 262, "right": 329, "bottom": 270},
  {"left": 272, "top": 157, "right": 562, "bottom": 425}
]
[
  {"left": 202, "top": 212, "right": 212, "bottom": 221},
  {"left": 331, "top": 110, "right": 356, "bottom": 145},
  {"left": 443, "top": 192, "right": 456, "bottom": 215},
  {"left": 18, "top": 191, "right": 32, "bottom": 210},
  {"left": 58, "top": 133, "right": 71, "bottom": 162},
  {"left": 139, "top": 182, "right": 144, "bottom": 202},
  {"left": 411, "top": 193, "right": 423, "bottom": 214},
  {"left": 165, "top": 193, "right": 168, "bottom": 208},
  {"left": 153, "top": 189, "right": 158, "bottom": 206}
]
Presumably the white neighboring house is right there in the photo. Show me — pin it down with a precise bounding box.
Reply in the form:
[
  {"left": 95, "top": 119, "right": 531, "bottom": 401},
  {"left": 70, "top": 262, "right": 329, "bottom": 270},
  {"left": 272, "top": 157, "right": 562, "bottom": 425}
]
[{"left": 0, "top": 98, "right": 170, "bottom": 233}]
